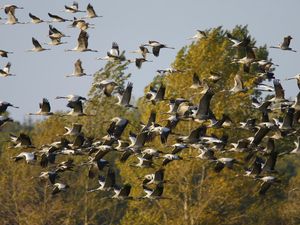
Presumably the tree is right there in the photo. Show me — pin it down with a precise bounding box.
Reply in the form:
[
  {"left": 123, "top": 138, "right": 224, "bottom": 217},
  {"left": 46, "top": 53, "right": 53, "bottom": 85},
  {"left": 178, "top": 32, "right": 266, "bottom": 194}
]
[
  {"left": 119, "top": 25, "right": 291, "bottom": 225},
  {"left": 0, "top": 59, "right": 137, "bottom": 225}
]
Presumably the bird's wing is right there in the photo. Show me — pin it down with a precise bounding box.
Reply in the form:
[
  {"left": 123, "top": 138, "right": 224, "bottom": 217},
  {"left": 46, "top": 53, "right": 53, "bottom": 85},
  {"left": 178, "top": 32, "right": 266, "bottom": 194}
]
[
  {"left": 154, "top": 168, "right": 164, "bottom": 182},
  {"left": 250, "top": 157, "right": 262, "bottom": 176},
  {"left": 4, "top": 62, "right": 11, "bottom": 73},
  {"left": 135, "top": 58, "right": 144, "bottom": 69},
  {"left": 250, "top": 127, "right": 270, "bottom": 146},
  {"left": 146, "top": 111, "right": 156, "bottom": 128},
  {"left": 29, "top": 13, "right": 40, "bottom": 21},
  {"left": 119, "top": 184, "right": 131, "bottom": 197},
  {"left": 139, "top": 45, "right": 149, "bottom": 57},
  {"left": 188, "top": 125, "right": 207, "bottom": 140},
  {"left": 40, "top": 98, "right": 51, "bottom": 113},
  {"left": 94, "top": 149, "right": 110, "bottom": 161},
  {"left": 192, "top": 73, "right": 201, "bottom": 86},
  {"left": 281, "top": 108, "right": 295, "bottom": 129},
  {"left": 266, "top": 138, "right": 275, "bottom": 152},
  {"left": 73, "top": 1, "right": 79, "bottom": 9},
  {"left": 121, "top": 82, "right": 133, "bottom": 105},
  {"left": 48, "top": 173, "right": 57, "bottom": 184},
  {"left": 48, "top": 13, "right": 66, "bottom": 21},
  {"left": 273, "top": 79, "right": 285, "bottom": 100},
  {"left": 196, "top": 88, "right": 214, "bottom": 117},
  {"left": 73, "top": 101, "right": 84, "bottom": 114},
  {"left": 155, "top": 85, "right": 166, "bottom": 101},
  {"left": 87, "top": 3, "right": 97, "bottom": 17},
  {"left": 120, "top": 150, "right": 132, "bottom": 162},
  {"left": 105, "top": 167, "right": 116, "bottom": 188},
  {"left": 263, "top": 150, "right": 278, "bottom": 172},
  {"left": 198, "top": 30, "right": 207, "bottom": 37},
  {"left": 32, "top": 38, "right": 42, "bottom": 49},
  {"left": 73, "top": 123, "right": 82, "bottom": 133},
  {"left": 152, "top": 46, "right": 161, "bottom": 57},
  {"left": 214, "top": 161, "right": 225, "bottom": 172},
  {"left": 77, "top": 30, "right": 88, "bottom": 49},
  {"left": 106, "top": 121, "right": 116, "bottom": 136},
  {"left": 19, "top": 133, "right": 32, "bottom": 146},
  {"left": 5, "top": 6, "right": 15, "bottom": 15},
  {"left": 49, "top": 25, "right": 62, "bottom": 35},
  {"left": 142, "top": 153, "right": 153, "bottom": 161},
  {"left": 258, "top": 181, "right": 272, "bottom": 195},
  {"left": 258, "top": 101, "right": 271, "bottom": 113},
  {"left": 74, "top": 59, "right": 84, "bottom": 74},
  {"left": 134, "top": 132, "right": 148, "bottom": 148},
  {"left": 245, "top": 46, "right": 256, "bottom": 59},
  {"left": 241, "top": 37, "right": 251, "bottom": 47},
  {"left": 65, "top": 5, "right": 75, "bottom": 11},
  {"left": 226, "top": 33, "right": 240, "bottom": 45},
  {"left": 282, "top": 36, "right": 291, "bottom": 48},
  {"left": 162, "top": 158, "right": 171, "bottom": 166},
  {"left": 40, "top": 153, "right": 48, "bottom": 168},
  {"left": 160, "top": 128, "right": 170, "bottom": 144},
  {"left": 114, "top": 120, "right": 128, "bottom": 138},
  {"left": 48, "top": 153, "right": 56, "bottom": 164},
  {"left": 52, "top": 186, "right": 61, "bottom": 195},
  {"left": 72, "top": 134, "right": 85, "bottom": 148},
  {"left": 88, "top": 164, "right": 97, "bottom": 179},
  {"left": 151, "top": 183, "right": 164, "bottom": 197}
]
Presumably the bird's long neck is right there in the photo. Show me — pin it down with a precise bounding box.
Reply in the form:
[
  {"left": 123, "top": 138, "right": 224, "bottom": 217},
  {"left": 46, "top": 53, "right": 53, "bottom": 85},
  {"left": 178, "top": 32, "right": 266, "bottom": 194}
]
[
  {"left": 87, "top": 49, "right": 98, "bottom": 52},
  {"left": 56, "top": 96, "right": 67, "bottom": 99}
]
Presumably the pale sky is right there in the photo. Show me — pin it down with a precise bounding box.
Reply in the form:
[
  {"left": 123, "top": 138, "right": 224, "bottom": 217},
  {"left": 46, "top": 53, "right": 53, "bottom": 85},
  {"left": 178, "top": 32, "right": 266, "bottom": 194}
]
[{"left": 0, "top": 0, "right": 299, "bottom": 121}]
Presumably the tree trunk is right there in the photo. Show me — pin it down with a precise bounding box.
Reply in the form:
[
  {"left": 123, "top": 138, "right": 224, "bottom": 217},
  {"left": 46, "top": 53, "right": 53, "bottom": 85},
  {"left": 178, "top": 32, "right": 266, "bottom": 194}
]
[{"left": 84, "top": 179, "right": 89, "bottom": 225}]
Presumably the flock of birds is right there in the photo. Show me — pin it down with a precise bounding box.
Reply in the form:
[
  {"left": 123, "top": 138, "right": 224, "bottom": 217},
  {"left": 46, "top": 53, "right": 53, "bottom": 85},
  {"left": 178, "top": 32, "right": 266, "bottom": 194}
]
[{"left": 1, "top": 2, "right": 300, "bottom": 200}]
